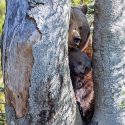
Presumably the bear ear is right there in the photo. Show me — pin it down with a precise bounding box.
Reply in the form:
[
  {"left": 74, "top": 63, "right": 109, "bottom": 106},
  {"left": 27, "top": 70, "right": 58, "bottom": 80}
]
[{"left": 81, "top": 5, "right": 88, "bottom": 15}]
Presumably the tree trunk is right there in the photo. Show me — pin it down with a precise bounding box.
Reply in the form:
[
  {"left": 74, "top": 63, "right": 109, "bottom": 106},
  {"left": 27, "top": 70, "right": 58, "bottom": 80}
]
[
  {"left": 2, "top": 0, "right": 83, "bottom": 124},
  {"left": 93, "top": 0, "right": 125, "bottom": 124}
]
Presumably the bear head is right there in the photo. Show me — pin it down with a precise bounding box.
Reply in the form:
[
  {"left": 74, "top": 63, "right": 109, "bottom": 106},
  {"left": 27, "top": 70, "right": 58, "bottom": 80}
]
[
  {"left": 69, "top": 48, "right": 91, "bottom": 77},
  {"left": 68, "top": 5, "right": 90, "bottom": 50}
]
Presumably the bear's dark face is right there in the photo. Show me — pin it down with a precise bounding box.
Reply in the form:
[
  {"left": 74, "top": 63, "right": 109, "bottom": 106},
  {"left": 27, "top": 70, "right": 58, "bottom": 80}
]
[
  {"left": 68, "top": 5, "right": 90, "bottom": 49},
  {"left": 69, "top": 48, "right": 91, "bottom": 77}
]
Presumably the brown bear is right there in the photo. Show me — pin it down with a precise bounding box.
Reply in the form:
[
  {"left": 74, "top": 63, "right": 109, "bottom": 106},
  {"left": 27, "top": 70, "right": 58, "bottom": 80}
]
[
  {"left": 68, "top": 5, "right": 90, "bottom": 50},
  {"left": 69, "top": 48, "right": 94, "bottom": 124}
]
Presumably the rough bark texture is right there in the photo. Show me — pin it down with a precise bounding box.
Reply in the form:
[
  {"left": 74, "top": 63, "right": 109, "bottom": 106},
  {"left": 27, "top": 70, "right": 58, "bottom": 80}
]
[
  {"left": 93, "top": 0, "right": 125, "bottom": 124},
  {"left": 3, "top": 0, "right": 83, "bottom": 124}
]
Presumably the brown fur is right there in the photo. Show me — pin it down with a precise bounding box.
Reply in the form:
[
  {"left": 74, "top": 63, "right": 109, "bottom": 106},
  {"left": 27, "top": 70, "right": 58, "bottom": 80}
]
[
  {"left": 82, "top": 35, "right": 93, "bottom": 59},
  {"left": 69, "top": 48, "right": 94, "bottom": 123},
  {"left": 68, "top": 6, "right": 90, "bottom": 49},
  {"left": 75, "top": 69, "right": 94, "bottom": 123}
]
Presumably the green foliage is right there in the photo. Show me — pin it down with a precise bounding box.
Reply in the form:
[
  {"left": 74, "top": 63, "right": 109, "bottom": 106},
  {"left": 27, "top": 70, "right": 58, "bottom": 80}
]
[
  {"left": 0, "top": 0, "right": 5, "bottom": 116},
  {"left": 0, "top": 52, "right": 2, "bottom": 80},
  {"left": 0, "top": 49, "right": 5, "bottom": 125},
  {"left": 71, "top": 0, "right": 94, "bottom": 5},
  {"left": 0, "top": 113, "right": 6, "bottom": 125},
  {"left": 0, "top": 0, "right": 6, "bottom": 34},
  {"left": 0, "top": 48, "right": 5, "bottom": 124},
  {"left": 71, "top": 0, "right": 94, "bottom": 15},
  {"left": 84, "top": 0, "right": 94, "bottom": 4},
  {"left": 0, "top": 1, "right": 6, "bottom": 124},
  {"left": 119, "top": 100, "right": 125, "bottom": 109},
  {"left": 71, "top": 0, "right": 81, "bottom": 5},
  {"left": 87, "top": 1, "right": 94, "bottom": 14}
]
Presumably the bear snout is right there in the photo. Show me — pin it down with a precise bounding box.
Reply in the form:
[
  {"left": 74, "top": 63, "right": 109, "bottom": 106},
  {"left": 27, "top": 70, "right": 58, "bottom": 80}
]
[{"left": 73, "top": 37, "right": 81, "bottom": 46}]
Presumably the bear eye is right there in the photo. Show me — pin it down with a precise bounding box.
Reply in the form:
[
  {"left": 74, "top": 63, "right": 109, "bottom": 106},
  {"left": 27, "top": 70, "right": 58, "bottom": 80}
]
[
  {"left": 79, "top": 26, "right": 82, "bottom": 30},
  {"left": 85, "top": 67, "right": 88, "bottom": 71},
  {"left": 78, "top": 61, "right": 82, "bottom": 65}
]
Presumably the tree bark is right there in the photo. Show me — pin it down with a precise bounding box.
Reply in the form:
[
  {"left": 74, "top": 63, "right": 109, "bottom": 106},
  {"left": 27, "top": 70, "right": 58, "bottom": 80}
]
[
  {"left": 3, "top": 0, "right": 83, "bottom": 124},
  {"left": 93, "top": 0, "right": 125, "bottom": 124}
]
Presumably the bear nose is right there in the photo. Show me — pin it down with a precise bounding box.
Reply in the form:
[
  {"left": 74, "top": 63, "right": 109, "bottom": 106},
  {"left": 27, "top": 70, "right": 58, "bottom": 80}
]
[{"left": 73, "top": 37, "right": 81, "bottom": 46}]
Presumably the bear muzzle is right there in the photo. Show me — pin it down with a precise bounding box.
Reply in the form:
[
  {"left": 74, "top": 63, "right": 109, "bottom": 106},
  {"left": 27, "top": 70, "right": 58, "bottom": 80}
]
[{"left": 73, "top": 36, "right": 81, "bottom": 46}]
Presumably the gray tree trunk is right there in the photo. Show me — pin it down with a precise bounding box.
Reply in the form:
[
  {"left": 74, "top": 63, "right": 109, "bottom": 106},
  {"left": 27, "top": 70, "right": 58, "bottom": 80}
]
[
  {"left": 93, "top": 0, "right": 125, "bottom": 124},
  {"left": 2, "top": 0, "right": 83, "bottom": 125}
]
